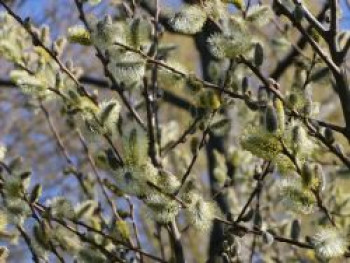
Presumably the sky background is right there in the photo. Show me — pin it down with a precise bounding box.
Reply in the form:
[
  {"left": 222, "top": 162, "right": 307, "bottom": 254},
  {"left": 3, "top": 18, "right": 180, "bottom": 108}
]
[{"left": 14, "top": 0, "right": 350, "bottom": 29}]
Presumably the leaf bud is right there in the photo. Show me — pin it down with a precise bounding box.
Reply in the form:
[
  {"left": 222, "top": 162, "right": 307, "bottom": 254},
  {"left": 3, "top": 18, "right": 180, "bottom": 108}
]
[
  {"left": 324, "top": 128, "right": 335, "bottom": 144},
  {"left": 264, "top": 104, "right": 278, "bottom": 133},
  {"left": 290, "top": 219, "right": 301, "bottom": 241},
  {"left": 254, "top": 43, "right": 264, "bottom": 67},
  {"left": 293, "top": 4, "right": 304, "bottom": 22},
  {"left": 242, "top": 77, "right": 249, "bottom": 94},
  {"left": 40, "top": 25, "right": 50, "bottom": 45},
  {"left": 30, "top": 184, "right": 42, "bottom": 203},
  {"left": 190, "top": 137, "right": 199, "bottom": 155},
  {"left": 253, "top": 210, "right": 262, "bottom": 228},
  {"left": 301, "top": 163, "right": 313, "bottom": 188},
  {"left": 240, "top": 208, "right": 254, "bottom": 222}
]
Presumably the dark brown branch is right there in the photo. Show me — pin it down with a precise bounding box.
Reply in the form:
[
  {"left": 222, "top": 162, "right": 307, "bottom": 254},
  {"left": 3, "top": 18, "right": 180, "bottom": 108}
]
[
  {"left": 144, "top": 79, "right": 161, "bottom": 167},
  {"left": 274, "top": 1, "right": 340, "bottom": 75},
  {"left": 292, "top": 0, "right": 326, "bottom": 37},
  {"left": 328, "top": 0, "right": 339, "bottom": 57},
  {"left": 270, "top": 3, "right": 329, "bottom": 80}
]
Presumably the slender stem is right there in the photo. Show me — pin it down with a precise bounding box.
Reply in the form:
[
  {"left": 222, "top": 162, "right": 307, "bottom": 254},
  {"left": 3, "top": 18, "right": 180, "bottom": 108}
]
[
  {"left": 76, "top": 130, "right": 127, "bottom": 225},
  {"left": 235, "top": 162, "right": 271, "bottom": 223},
  {"left": 275, "top": 1, "right": 340, "bottom": 75},
  {"left": 162, "top": 115, "right": 202, "bottom": 156},
  {"left": 177, "top": 111, "right": 217, "bottom": 193},
  {"left": 17, "top": 225, "right": 41, "bottom": 263},
  {"left": 127, "top": 197, "right": 144, "bottom": 263},
  {"left": 0, "top": 0, "right": 94, "bottom": 101},
  {"left": 144, "top": 79, "right": 160, "bottom": 167},
  {"left": 74, "top": 0, "right": 147, "bottom": 130},
  {"left": 66, "top": 44, "right": 344, "bottom": 137},
  {"left": 169, "top": 220, "right": 185, "bottom": 263},
  {"left": 292, "top": 0, "right": 326, "bottom": 37},
  {"left": 39, "top": 101, "right": 73, "bottom": 165},
  {"left": 215, "top": 218, "right": 314, "bottom": 249}
]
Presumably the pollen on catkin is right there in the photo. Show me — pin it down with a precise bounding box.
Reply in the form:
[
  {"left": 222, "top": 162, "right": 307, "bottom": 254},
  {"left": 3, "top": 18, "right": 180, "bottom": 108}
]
[
  {"left": 274, "top": 153, "right": 295, "bottom": 175},
  {"left": 122, "top": 127, "right": 149, "bottom": 166},
  {"left": 312, "top": 228, "right": 348, "bottom": 259},
  {"left": 278, "top": 176, "right": 316, "bottom": 214},
  {"left": 207, "top": 32, "right": 252, "bottom": 59},
  {"left": 185, "top": 193, "right": 218, "bottom": 231},
  {"left": 97, "top": 99, "right": 121, "bottom": 136},
  {"left": 158, "top": 60, "right": 188, "bottom": 89},
  {"left": 145, "top": 192, "right": 181, "bottom": 223},
  {"left": 90, "top": 16, "right": 127, "bottom": 51},
  {"left": 46, "top": 197, "right": 75, "bottom": 219},
  {"left": 241, "top": 126, "right": 282, "bottom": 160},
  {"left": 107, "top": 49, "right": 146, "bottom": 86},
  {"left": 170, "top": 5, "right": 207, "bottom": 34},
  {"left": 114, "top": 165, "right": 147, "bottom": 197},
  {"left": 67, "top": 25, "right": 91, "bottom": 46}
]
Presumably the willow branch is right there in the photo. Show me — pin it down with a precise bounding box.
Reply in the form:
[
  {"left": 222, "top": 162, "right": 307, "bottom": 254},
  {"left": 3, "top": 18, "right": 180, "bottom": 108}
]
[
  {"left": 0, "top": 0, "right": 94, "bottom": 101},
  {"left": 73, "top": 0, "right": 147, "bottom": 130}
]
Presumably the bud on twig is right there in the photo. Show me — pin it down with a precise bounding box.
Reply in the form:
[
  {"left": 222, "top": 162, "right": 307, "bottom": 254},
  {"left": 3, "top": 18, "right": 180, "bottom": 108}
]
[
  {"left": 324, "top": 128, "right": 335, "bottom": 144},
  {"left": 264, "top": 104, "right": 278, "bottom": 133},
  {"left": 254, "top": 43, "right": 264, "bottom": 67}
]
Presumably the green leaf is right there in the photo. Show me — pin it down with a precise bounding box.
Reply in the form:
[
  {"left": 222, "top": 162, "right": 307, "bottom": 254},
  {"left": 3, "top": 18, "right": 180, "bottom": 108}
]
[{"left": 30, "top": 184, "right": 42, "bottom": 203}]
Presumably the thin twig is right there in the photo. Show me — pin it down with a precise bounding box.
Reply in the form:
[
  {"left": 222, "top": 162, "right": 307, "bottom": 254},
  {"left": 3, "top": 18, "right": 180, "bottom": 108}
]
[
  {"left": 17, "top": 225, "right": 41, "bottom": 263},
  {"left": 235, "top": 162, "right": 271, "bottom": 223},
  {"left": 177, "top": 111, "right": 217, "bottom": 193},
  {"left": 73, "top": 0, "right": 147, "bottom": 130},
  {"left": 0, "top": 0, "right": 94, "bottom": 101}
]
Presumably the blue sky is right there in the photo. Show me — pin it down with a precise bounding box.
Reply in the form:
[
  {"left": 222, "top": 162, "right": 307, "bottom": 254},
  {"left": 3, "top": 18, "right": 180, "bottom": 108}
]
[
  {"left": 341, "top": 0, "right": 350, "bottom": 28},
  {"left": 14, "top": 0, "right": 350, "bottom": 29}
]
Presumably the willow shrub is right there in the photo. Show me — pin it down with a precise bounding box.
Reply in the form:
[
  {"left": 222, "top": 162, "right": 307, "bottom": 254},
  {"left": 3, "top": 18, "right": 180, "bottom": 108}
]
[{"left": 0, "top": 0, "right": 350, "bottom": 262}]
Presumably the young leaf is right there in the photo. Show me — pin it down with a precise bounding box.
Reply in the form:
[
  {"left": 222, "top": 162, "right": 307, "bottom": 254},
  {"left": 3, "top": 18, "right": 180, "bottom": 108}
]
[{"left": 30, "top": 184, "right": 42, "bottom": 203}]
